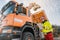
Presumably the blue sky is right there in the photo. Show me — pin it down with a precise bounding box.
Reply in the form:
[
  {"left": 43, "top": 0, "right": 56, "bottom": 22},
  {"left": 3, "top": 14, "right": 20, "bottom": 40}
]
[{"left": 0, "top": 0, "right": 60, "bottom": 25}]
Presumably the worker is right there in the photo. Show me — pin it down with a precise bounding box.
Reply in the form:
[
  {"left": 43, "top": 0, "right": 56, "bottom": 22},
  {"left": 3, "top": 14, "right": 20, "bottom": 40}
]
[
  {"left": 29, "top": 3, "right": 54, "bottom": 40},
  {"left": 42, "top": 20, "right": 54, "bottom": 40},
  {"left": 28, "top": 3, "right": 54, "bottom": 40}
]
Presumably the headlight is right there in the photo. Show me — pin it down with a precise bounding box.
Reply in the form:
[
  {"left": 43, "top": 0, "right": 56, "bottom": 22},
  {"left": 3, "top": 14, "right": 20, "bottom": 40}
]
[
  {"left": 2, "top": 27, "right": 13, "bottom": 33},
  {"left": 2, "top": 29, "right": 12, "bottom": 33}
]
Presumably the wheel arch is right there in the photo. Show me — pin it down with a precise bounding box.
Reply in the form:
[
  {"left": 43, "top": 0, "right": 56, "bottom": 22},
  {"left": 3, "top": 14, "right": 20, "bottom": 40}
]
[{"left": 22, "top": 25, "right": 35, "bottom": 36}]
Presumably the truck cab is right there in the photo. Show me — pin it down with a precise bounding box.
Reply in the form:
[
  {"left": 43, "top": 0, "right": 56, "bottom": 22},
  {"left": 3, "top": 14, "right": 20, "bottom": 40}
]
[{"left": 0, "top": 1, "right": 37, "bottom": 40}]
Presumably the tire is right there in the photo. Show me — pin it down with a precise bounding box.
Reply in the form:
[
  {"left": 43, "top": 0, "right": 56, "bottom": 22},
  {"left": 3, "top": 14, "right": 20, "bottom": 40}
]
[{"left": 23, "top": 32, "right": 34, "bottom": 40}]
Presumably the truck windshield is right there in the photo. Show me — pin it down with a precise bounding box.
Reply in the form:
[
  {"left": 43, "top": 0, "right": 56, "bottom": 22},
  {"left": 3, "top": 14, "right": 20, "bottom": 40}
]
[
  {"left": 1, "top": 1, "right": 15, "bottom": 16},
  {"left": 3, "top": 5, "right": 15, "bottom": 16}
]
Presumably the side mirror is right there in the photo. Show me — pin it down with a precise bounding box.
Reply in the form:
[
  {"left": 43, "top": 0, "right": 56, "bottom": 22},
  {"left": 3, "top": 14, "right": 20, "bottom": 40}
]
[{"left": 16, "top": 13, "right": 18, "bottom": 15}]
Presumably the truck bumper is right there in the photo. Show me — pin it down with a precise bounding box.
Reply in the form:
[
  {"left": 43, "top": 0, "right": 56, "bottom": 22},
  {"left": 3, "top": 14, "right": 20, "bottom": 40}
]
[{"left": 0, "top": 34, "right": 13, "bottom": 40}]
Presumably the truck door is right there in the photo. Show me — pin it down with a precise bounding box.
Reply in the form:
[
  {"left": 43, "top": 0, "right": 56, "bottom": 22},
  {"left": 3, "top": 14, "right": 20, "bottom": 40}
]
[{"left": 13, "top": 5, "right": 28, "bottom": 27}]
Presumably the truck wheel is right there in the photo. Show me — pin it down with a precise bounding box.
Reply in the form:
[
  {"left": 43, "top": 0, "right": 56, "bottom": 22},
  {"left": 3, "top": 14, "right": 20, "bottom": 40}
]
[{"left": 23, "top": 32, "right": 34, "bottom": 40}]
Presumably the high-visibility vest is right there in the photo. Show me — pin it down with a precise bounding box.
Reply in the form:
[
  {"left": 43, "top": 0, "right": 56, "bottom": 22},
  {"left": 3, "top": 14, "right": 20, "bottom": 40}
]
[{"left": 42, "top": 21, "right": 53, "bottom": 35}]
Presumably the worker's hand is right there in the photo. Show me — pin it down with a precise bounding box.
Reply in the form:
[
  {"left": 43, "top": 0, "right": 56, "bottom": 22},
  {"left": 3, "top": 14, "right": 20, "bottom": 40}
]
[
  {"left": 33, "top": 3, "right": 40, "bottom": 11},
  {"left": 44, "top": 33, "right": 47, "bottom": 35}
]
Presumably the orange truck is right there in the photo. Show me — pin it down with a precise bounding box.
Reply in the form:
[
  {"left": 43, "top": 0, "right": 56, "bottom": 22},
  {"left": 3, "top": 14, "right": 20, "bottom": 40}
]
[{"left": 0, "top": 1, "right": 49, "bottom": 40}]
